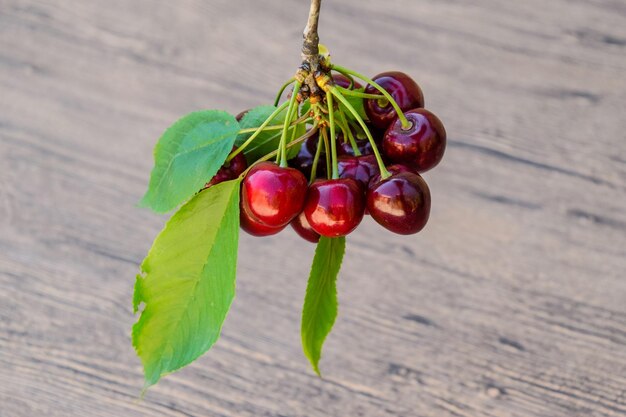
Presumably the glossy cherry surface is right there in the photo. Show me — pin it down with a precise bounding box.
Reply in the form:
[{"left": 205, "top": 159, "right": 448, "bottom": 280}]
[
  {"left": 240, "top": 204, "right": 285, "bottom": 237},
  {"left": 291, "top": 211, "right": 320, "bottom": 243},
  {"left": 290, "top": 133, "right": 325, "bottom": 178},
  {"left": 364, "top": 71, "right": 424, "bottom": 129},
  {"left": 332, "top": 73, "right": 362, "bottom": 90},
  {"left": 241, "top": 161, "right": 308, "bottom": 227},
  {"left": 337, "top": 155, "right": 380, "bottom": 187},
  {"left": 383, "top": 108, "right": 446, "bottom": 173},
  {"left": 204, "top": 146, "right": 248, "bottom": 189},
  {"left": 337, "top": 138, "right": 374, "bottom": 156},
  {"left": 367, "top": 168, "right": 431, "bottom": 235},
  {"left": 304, "top": 178, "right": 365, "bottom": 237}
]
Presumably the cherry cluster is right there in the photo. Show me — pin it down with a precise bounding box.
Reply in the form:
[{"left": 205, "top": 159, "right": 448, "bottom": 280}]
[{"left": 206, "top": 71, "right": 446, "bottom": 243}]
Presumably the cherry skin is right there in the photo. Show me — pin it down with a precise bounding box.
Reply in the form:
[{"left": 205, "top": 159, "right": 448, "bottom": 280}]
[
  {"left": 291, "top": 211, "right": 320, "bottom": 243},
  {"left": 332, "top": 73, "right": 362, "bottom": 90},
  {"left": 304, "top": 178, "right": 365, "bottom": 237},
  {"left": 337, "top": 155, "right": 380, "bottom": 187},
  {"left": 240, "top": 204, "right": 285, "bottom": 237},
  {"left": 241, "top": 161, "right": 308, "bottom": 227},
  {"left": 383, "top": 108, "right": 446, "bottom": 173},
  {"left": 367, "top": 168, "right": 431, "bottom": 235},
  {"left": 337, "top": 138, "right": 373, "bottom": 156},
  {"left": 364, "top": 71, "right": 424, "bottom": 129},
  {"left": 290, "top": 133, "right": 325, "bottom": 178},
  {"left": 204, "top": 146, "right": 248, "bottom": 189}
]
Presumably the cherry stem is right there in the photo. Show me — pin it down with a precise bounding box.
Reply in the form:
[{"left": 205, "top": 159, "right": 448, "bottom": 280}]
[
  {"left": 336, "top": 87, "right": 384, "bottom": 100},
  {"left": 228, "top": 101, "right": 289, "bottom": 162},
  {"left": 279, "top": 80, "right": 302, "bottom": 167},
  {"left": 337, "top": 110, "right": 361, "bottom": 156},
  {"left": 310, "top": 126, "right": 323, "bottom": 183},
  {"left": 330, "top": 87, "right": 391, "bottom": 179},
  {"left": 327, "top": 92, "right": 339, "bottom": 179},
  {"left": 273, "top": 77, "right": 296, "bottom": 107},
  {"left": 237, "top": 117, "right": 311, "bottom": 135},
  {"left": 320, "top": 127, "right": 332, "bottom": 179},
  {"left": 332, "top": 64, "right": 410, "bottom": 129},
  {"left": 239, "top": 125, "right": 319, "bottom": 178}
]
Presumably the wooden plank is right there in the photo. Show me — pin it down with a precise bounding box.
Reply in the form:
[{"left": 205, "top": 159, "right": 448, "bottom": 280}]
[{"left": 1, "top": 0, "right": 625, "bottom": 416}]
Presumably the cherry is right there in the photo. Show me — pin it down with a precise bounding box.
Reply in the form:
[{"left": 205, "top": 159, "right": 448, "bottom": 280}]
[
  {"left": 332, "top": 73, "right": 362, "bottom": 90},
  {"left": 383, "top": 108, "right": 446, "bottom": 172},
  {"left": 291, "top": 211, "right": 320, "bottom": 243},
  {"left": 337, "top": 155, "right": 380, "bottom": 187},
  {"left": 367, "top": 168, "right": 431, "bottom": 235},
  {"left": 304, "top": 178, "right": 365, "bottom": 237},
  {"left": 240, "top": 204, "right": 285, "bottom": 237},
  {"left": 241, "top": 161, "right": 308, "bottom": 227},
  {"left": 204, "top": 146, "right": 248, "bottom": 189},
  {"left": 337, "top": 138, "right": 373, "bottom": 156},
  {"left": 289, "top": 133, "right": 325, "bottom": 178},
  {"left": 364, "top": 71, "right": 424, "bottom": 129}
]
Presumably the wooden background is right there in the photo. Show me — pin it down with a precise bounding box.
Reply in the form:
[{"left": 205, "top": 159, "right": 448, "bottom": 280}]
[{"left": 1, "top": 0, "right": 625, "bottom": 416}]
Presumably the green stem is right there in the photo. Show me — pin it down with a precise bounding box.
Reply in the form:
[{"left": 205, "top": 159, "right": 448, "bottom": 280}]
[
  {"left": 327, "top": 92, "right": 339, "bottom": 179},
  {"left": 332, "top": 64, "right": 410, "bottom": 129},
  {"left": 330, "top": 87, "right": 391, "bottom": 179},
  {"left": 228, "top": 101, "right": 289, "bottom": 162},
  {"left": 273, "top": 77, "right": 296, "bottom": 107},
  {"left": 337, "top": 110, "right": 361, "bottom": 156},
  {"left": 336, "top": 86, "right": 385, "bottom": 100},
  {"left": 320, "top": 127, "right": 332, "bottom": 179},
  {"left": 240, "top": 125, "right": 319, "bottom": 178},
  {"left": 310, "top": 127, "right": 323, "bottom": 183},
  {"left": 279, "top": 80, "right": 302, "bottom": 167}
]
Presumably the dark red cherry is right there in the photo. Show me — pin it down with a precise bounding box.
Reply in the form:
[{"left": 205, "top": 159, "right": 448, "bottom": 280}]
[
  {"left": 337, "top": 138, "right": 374, "bottom": 156},
  {"left": 289, "top": 133, "right": 325, "bottom": 178},
  {"left": 337, "top": 155, "right": 380, "bottom": 187},
  {"left": 367, "top": 170, "right": 431, "bottom": 235},
  {"left": 383, "top": 108, "right": 446, "bottom": 173},
  {"left": 332, "top": 73, "right": 362, "bottom": 90},
  {"left": 240, "top": 204, "right": 285, "bottom": 237},
  {"left": 364, "top": 71, "right": 424, "bottom": 129},
  {"left": 241, "top": 161, "right": 308, "bottom": 227},
  {"left": 204, "top": 146, "right": 248, "bottom": 189},
  {"left": 291, "top": 211, "right": 320, "bottom": 243},
  {"left": 304, "top": 178, "right": 365, "bottom": 237}
]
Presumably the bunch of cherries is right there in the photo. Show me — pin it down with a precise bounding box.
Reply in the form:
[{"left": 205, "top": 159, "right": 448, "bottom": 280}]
[{"left": 206, "top": 70, "right": 446, "bottom": 243}]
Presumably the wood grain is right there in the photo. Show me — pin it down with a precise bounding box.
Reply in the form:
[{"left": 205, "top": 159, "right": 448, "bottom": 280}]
[{"left": 1, "top": 0, "right": 625, "bottom": 416}]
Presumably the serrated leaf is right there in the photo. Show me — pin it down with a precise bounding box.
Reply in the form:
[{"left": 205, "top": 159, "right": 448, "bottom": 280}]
[
  {"left": 140, "top": 110, "right": 239, "bottom": 213},
  {"left": 132, "top": 179, "right": 241, "bottom": 388},
  {"left": 301, "top": 236, "right": 346, "bottom": 375},
  {"left": 235, "top": 105, "right": 305, "bottom": 162},
  {"left": 339, "top": 87, "right": 368, "bottom": 122}
]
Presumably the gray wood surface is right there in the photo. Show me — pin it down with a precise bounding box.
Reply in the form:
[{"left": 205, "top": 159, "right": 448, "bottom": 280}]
[{"left": 1, "top": 0, "right": 626, "bottom": 416}]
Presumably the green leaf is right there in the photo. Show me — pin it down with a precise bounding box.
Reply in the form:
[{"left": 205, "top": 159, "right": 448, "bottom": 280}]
[
  {"left": 132, "top": 179, "right": 241, "bottom": 388},
  {"left": 301, "top": 236, "right": 346, "bottom": 375},
  {"left": 339, "top": 87, "right": 368, "bottom": 122},
  {"left": 236, "top": 105, "right": 305, "bottom": 162},
  {"left": 140, "top": 110, "right": 239, "bottom": 213}
]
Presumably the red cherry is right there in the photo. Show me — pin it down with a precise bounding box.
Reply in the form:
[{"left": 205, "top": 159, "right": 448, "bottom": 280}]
[
  {"left": 332, "top": 73, "right": 362, "bottom": 90},
  {"left": 383, "top": 108, "right": 446, "bottom": 173},
  {"left": 367, "top": 170, "right": 431, "bottom": 235},
  {"left": 337, "top": 138, "right": 374, "bottom": 156},
  {"left": 240, "top": 204, "right": 285, "bottom": 237},
  {"left": 304, "top": 178, "right": 365, "bottom": 237},
  {"left": 364, "top": 71, "right": 424, "bottom": 129},
  {"left": 204, "top": 146, "right": 248, "bottom": 189},
  {"left": 337, "top": 155, "right": 380, "bottom": 187},
  {"left": 291, "top": 211, "right": 320, "bottom": 243},
  {"left": 241, "top": 161, "right": 308, "bottom": 227},
  {"left": 289, "top": 133, "right": 325, "bottom": 178}
]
